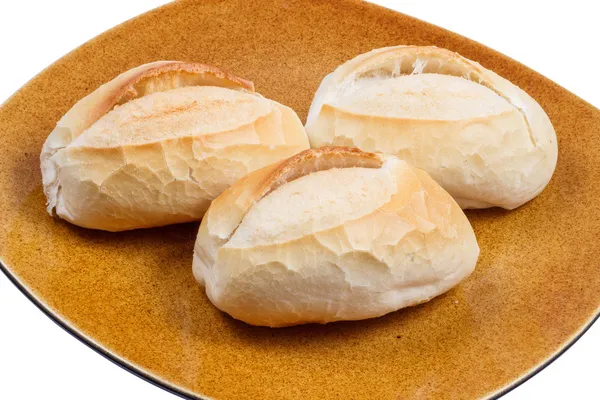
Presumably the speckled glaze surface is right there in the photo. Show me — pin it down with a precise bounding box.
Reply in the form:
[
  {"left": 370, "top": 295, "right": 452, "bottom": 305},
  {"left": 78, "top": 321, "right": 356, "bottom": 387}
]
[{"left": 0, "top": 1, "right": 599, "bottom": 399}]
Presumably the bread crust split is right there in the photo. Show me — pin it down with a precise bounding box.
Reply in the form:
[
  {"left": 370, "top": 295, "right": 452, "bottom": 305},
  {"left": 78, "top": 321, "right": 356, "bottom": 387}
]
[
  {"left": 194, "top": 147, "right": 479, "bottom": 327},
  {"left": 306, "top": 46, "right": 558, "bottom": 210},
  {"left": 41, "top": 61, "right": 309, "bottom": 231}
]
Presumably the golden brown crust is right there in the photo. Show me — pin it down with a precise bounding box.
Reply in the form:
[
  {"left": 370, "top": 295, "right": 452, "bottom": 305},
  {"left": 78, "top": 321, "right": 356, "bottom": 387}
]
[
  {"left": 204, "top": 146, "right": 385, "bottom": 244},
  {"left": 259, "top": 146, "right": 382, "bottom": 199},
  {"left": 58, "top": 61, "right": 254, "bottom": 145},
  {"left": 112, "top": 62, "right": 254, "bottom": 105}
]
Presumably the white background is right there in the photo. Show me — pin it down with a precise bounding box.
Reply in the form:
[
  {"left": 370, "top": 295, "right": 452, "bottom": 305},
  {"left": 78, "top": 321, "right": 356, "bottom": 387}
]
[{"left": 0, "top": 1, "right": 598, "bottom": 399}]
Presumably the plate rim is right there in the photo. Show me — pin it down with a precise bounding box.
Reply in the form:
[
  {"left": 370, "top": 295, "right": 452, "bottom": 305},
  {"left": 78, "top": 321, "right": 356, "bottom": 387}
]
[
  {"left": 2, "top": 260, "right": 599, "bottom": 399},
  {"left": 0, "top": 262, "right": 200, "bottom": 400}
]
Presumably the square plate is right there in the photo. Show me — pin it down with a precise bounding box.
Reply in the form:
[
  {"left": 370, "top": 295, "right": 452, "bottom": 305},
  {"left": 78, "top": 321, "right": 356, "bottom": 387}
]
[{"left": 1, "top": 1, "right": 599, "bottom": 398}]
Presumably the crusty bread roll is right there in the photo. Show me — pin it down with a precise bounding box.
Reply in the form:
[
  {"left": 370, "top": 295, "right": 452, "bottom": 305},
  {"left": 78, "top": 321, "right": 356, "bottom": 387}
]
[
  {"left": 41, "top": 61, "right": 309, "bottom": 231},
  {"left": 193, "top": 147, "right": 479, "bottom": 327},
  {"left": 306, "top": 46, "right": 558, "bottom": 210}
]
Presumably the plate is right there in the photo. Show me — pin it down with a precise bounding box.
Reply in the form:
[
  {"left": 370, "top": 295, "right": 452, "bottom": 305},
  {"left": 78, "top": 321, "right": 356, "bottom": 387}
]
[{"left": 1, "top": 1, "right": 599, "bottom": 399}]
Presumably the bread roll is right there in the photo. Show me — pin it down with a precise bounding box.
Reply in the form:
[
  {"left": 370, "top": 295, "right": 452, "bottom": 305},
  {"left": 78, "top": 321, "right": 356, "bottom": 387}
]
[
  {"left": 41, "top": 61, "right": 309, "bottom": 231},
  {"left": 194, "top": 147, "right": 479, "bottom": 327},
  {"left": 306, "top": 46, "right": 558, "bottom": 210}
]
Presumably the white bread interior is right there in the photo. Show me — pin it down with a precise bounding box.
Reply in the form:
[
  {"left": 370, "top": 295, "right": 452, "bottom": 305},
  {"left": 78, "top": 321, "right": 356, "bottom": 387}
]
[
  {"left": 305, "top": 46, "right": 558, "bottom": 210},
  {"left": 194, "top": 147, "right": 479, "bottom": 327},
  {"left": 41, "top": 61, "right": 309, "bottom": 231}
]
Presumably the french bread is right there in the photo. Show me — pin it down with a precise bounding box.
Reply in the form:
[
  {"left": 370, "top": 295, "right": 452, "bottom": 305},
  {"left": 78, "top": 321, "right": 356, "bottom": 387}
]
[
  {"left": 40, "top": 61, "right": 309, "bottom": 231},
  {"left": 306, "top": 46, "right": 558, "bottom": 209},
  {"left": 193, "top": 147, "right": 479, "bottom": 327}
]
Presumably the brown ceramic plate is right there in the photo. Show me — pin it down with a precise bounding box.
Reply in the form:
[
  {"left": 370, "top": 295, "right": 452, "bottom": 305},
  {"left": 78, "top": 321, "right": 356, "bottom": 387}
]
[{"left": 1, "top": 1, "right": 599, "bottom": 399}]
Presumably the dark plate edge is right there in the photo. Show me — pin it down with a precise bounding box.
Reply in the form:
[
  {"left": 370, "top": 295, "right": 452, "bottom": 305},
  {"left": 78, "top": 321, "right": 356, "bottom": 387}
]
[
  {"left": 487, "top": 309, "right": 600, "bottom": 399},
  {"left": 2, "top": 258, "right": 599, "bottom": 399},
  {"left": 0, "top": 260, "right": 205, "bottom": 400},
  {"left": 1, "top": 0, "right": 598, "bottom": 398}
]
